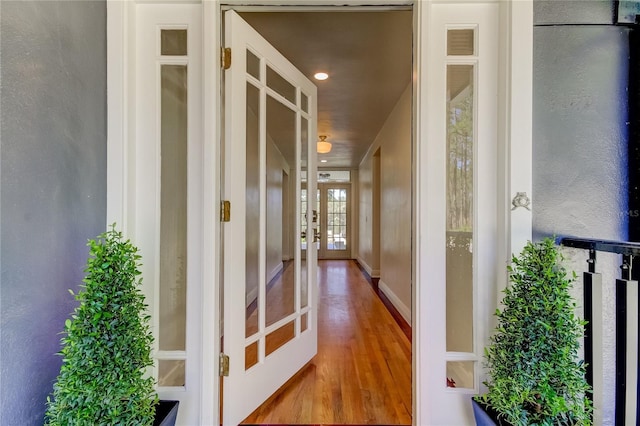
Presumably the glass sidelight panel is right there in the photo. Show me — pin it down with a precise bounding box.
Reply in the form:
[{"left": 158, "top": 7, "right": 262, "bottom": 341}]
[
  {"left": 159, "top": 65, "right": 187, "bottom": 351},
  {"left": 161, "top": 29, "right": 187, "bottom": 56},
  {"left": 158, "top": 360, "right": 186, "bottom": 387},
  {"left": 265, "top": 95, "right": 296, "bottom": 328},
  {"left": 445, "top": 64, "right": 474, "bottom": 354},
  {"left": 447, "top": 29, "right": 474, "bottom": 56},
  {"left": 246, "top": 82, "right": 260, "bottom": 339},
  {"left": 446, "top": 361, "right": 475, "bottom": 389}
]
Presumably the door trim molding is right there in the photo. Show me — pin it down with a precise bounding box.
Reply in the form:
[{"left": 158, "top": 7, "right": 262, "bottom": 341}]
[{"left": 201, "top": 3, "right": 221, "bottom": 425}]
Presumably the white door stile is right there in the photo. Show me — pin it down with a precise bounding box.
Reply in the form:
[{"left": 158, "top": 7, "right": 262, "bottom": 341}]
[{"left": 201, "top": 2, "right": 221, "bottom": 426}]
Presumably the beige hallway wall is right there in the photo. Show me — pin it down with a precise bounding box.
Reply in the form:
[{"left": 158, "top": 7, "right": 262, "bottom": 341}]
[{"left": 358, "top": 84, "right": 412, "bottom": 322}]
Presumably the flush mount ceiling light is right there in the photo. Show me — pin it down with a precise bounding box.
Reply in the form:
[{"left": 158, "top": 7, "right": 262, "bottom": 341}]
[
  {"left": 316, "top": 135, "right": 332, "bottom": 154},
  {"left": 314, "top": 72, "right": 329, "bottom": 81}
]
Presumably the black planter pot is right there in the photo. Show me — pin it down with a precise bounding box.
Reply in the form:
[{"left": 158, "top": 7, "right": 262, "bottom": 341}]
[
  {"left": 153, "top": 400, "right": 179, "bottom": 426},
  {"left": 471, "top": 399, "right": 513, "bottom": 426}
]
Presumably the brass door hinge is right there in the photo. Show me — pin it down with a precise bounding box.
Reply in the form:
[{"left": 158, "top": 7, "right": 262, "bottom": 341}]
[
  {"left": 222, "top": 47, "right": 231, "bottom": 70},
  {"left": 221, "top": 200, "right": 231, "bottom": 222},
  {"left": 219, "top": 353, "right": 230, "bottom": 377}
]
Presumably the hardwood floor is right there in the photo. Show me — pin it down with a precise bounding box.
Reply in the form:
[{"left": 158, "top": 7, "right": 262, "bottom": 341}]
[{"left": 241, "top": 260, "right": 412, "bottom": 425}]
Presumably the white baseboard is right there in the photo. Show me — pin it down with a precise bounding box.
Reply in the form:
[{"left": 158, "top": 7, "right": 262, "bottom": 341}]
[
  {"left": 246, "top": 287, "right": 258, "bottom": 308},
  {"left": 246, "top": 262, "right": 284, "bottom": 307},
  {"left": 268, "top": 261, "right": 284, "bottom": 284},
  {"left": 379, "top": 279, "right": 411, "bottom": 326},
  {"left": 356, "top": 256, "right": 380, "bottom": 278}
]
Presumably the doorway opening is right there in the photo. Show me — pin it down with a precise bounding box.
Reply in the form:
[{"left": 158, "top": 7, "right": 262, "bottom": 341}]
[
  {"left": 373, "top": 147, "right": 381, "bottom": 277},
  {"left": 227, "top": 7, "right": 414, "bottom": 424}
]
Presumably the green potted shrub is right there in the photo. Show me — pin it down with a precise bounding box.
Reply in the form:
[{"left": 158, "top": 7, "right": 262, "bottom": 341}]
[
  {"left": 45, "top": 226, "right": 178, "bottom": 425},
  {"left": 472, "top": 238, "right": 592, "bottom": 425}
]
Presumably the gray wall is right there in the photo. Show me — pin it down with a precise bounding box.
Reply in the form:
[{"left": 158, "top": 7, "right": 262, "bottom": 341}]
[
  {"left": 533, "top": 1, "right": 628, "bottom": 423},
  {"left": 0, "top": 1, "right": 107, "bottom": 424}
]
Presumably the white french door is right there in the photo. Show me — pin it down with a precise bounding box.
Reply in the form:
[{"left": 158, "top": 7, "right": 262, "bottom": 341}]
[
  {"left": 135, "top": 4, "right": 203, "bottom": 425},
  {"left": 318, "top": 183, "right": 351, "bottom": 259},
  {"left": 221, "top": 10, "right": 318, "bottom": 426}
]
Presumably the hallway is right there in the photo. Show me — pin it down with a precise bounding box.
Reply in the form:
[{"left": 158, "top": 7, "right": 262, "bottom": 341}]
[{"left": 242, "top": 260, "right": 412, "bottom": 425}]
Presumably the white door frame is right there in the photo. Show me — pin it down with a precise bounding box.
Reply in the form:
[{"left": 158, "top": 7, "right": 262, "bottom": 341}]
[{"left": 107, "top": 1, "right": 532, "bottom": 424}]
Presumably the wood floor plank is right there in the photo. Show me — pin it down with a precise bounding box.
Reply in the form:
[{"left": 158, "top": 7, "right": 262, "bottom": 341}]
[{"left": 241, "top": 260, "right": 412, "bottom": 425}]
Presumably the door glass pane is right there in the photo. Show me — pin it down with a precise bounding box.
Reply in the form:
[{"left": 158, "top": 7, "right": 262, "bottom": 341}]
[
  {"left": 267, "top": 65, "right": 296, "bottom": 104},
  {"left": 447, "top": 29, "right": 474, "bottom": 56},
  {"left": 246, "top": 82, "right": 260, "bottom": 338},
  {"left": 327, "top": 188, "right": 348, "bottom": 251},
  {"left": 301, "top": 312, "right": 308, "bottom": 333},
  {"left": 161, "top": 29, "right": 187, "bottom": 56},
  {"left": 301, "top": 92, "right": 309, "bottom": 113},
  {"left": 315, "top": 189, "right": 321, "bottom": 251},
  {"left": 446, "top": 361, "right": 475, "bottom": 389},
  {"left": 158, "top": 360, "right": 186, "bottom": 387},
  {"left": 159, "top": 65, "right": 187, "bottom": 351},
  {"left": 247, "top": 50, "right": 260, "bottom": 80},
  {"left": 265, "top": 321, "right": 295, "bottom": 357},
  {"left": 265, "top": 95, "right": 296, "bottom": 327},
  {"left": 300, "top": 118, "right": 308, "bottom": 309},
  {"left": 245, "top": 341, "right": 259, "bottom": 370},
  {"left": 445, "top": 65, "right": 474, "bottom": 353},
  {"left": 301, "top": 188, "right": 308, "bottom": 251}
]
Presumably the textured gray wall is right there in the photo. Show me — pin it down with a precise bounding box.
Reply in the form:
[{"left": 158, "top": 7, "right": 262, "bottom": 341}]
[
  {"left": 533, "top": 1, "right": 628, "bottom": 424},
  {"left": 0, "top": 1, "right": 107, "bottom": 424}
]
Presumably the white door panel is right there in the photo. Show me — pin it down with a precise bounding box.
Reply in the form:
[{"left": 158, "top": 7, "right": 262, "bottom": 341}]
[{"left": 222, "top": 10, "right": 318, "bottom": 425}]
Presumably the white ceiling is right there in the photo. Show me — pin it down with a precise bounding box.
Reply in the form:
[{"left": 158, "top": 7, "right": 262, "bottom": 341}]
[{"left": 239, "top": 10, "right": 413, "bottom": 169}]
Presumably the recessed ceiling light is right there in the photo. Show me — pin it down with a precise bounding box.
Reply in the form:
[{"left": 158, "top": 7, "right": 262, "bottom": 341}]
[
  {"left": 321, "top": 160, "right": 328, "bottom": 163},
  {"left": 314, "top": 72, "right": 329, "bottom": 81}
]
